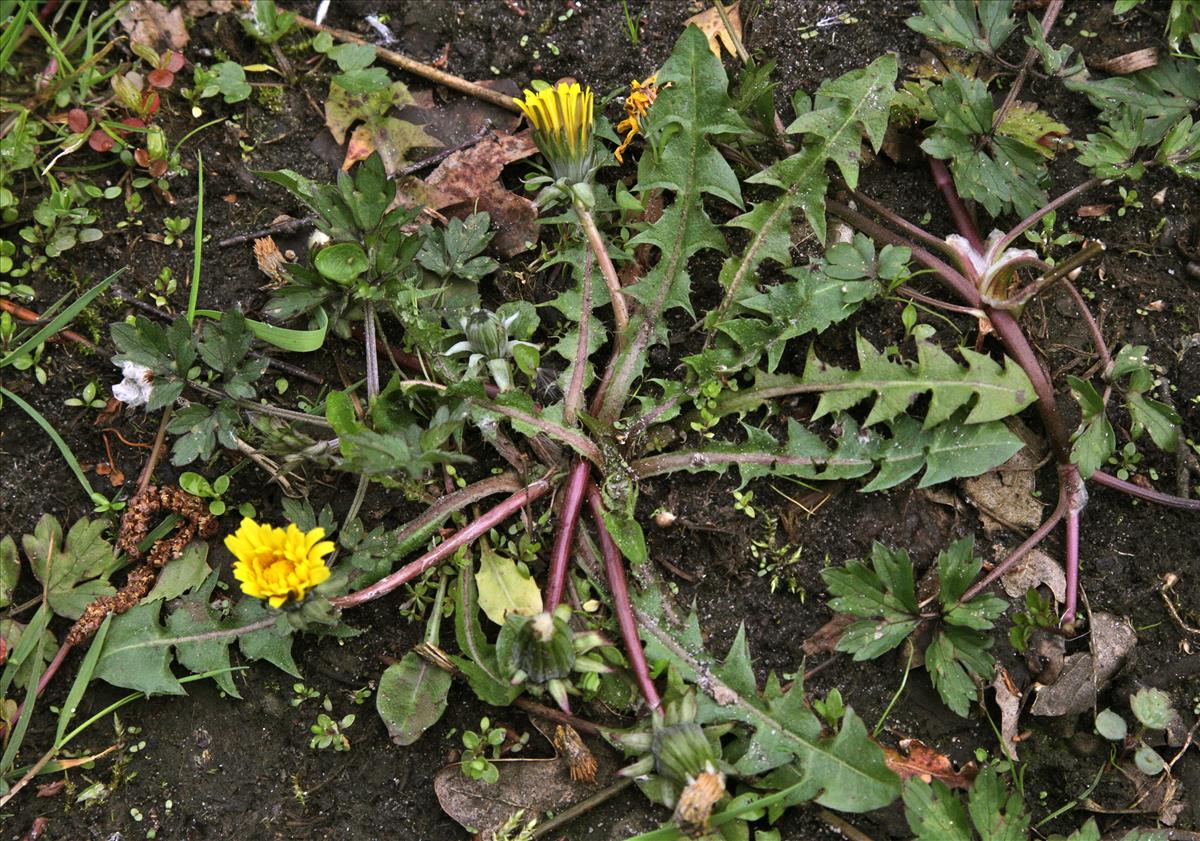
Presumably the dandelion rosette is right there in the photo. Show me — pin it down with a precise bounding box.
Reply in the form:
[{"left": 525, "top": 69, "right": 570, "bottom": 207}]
[
  {"left": 225, "top": 517, "right": 334, "bottom": 608},
  {"left": 615, "top": 75, "right": 657, "bottom": 164},
  {"left": 514, "top": 80, "right": 595, "bottom": 184}
]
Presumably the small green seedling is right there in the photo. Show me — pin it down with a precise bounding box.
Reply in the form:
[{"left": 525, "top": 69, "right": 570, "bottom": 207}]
[
  {"left": 1095, "top": 687, "right": 1176, "bottom": 775},
  {"left": 460, "top": 716, "right": 507, "bottom": 784}
]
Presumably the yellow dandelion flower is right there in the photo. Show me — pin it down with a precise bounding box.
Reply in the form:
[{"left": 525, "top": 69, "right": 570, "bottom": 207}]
[
  {"left": 225, "top": 517, "right": 334, "bottom": 608},
  {"left": 515, "top": 80, "right": 595, "bottom": 183},
  {"left": 615, "top": 75, "right": 658, "bottom": 164}
]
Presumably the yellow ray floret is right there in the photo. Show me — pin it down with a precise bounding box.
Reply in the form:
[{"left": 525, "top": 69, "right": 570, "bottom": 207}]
[
  {"left": 225, "top": 517, "right": 334, "bottom": 608},
  {"left": 515, "top": 81, "right": 595, "bottom": 182},
  {"left": 615, "top": 75, "right": 658, "bottom": 164}
]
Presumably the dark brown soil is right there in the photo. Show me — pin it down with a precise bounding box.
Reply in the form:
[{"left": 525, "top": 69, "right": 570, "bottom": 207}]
[{"left": 3, "top": 2, "right": 1198, "bottom": 840}]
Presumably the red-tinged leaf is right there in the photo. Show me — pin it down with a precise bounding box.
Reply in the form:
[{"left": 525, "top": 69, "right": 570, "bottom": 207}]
[
  {"left": 165, "top": 50, "right": 185, "bottom": 73},
  {"left": 883, "top": 738, "right": 978, "bottom": 789},
  {"left": 67, "top": 108, "right": 89, "bottom": 133},
  {"left": 148, "top": 68, "right": 175, "bottom": 89},
  {"left": 134, "top": 147, "right": 151, "bottom": 167},
  {"left": 148, "top": 158, "right": 168, "bottom": 178},
  {"left": 141, "top": 90, "right": 160, "bottom": 116},
  {"left": 89, "top": 130, "right": 115, "bottom": 153}
]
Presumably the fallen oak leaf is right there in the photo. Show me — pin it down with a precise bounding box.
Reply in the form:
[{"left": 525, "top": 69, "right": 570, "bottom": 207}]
[
  {"left": 882, "top": 737, "right": 978, "bottom": 789},
  {"left": 991, "top": 665, "right": 1023, "bottom": 761},
  {"left": 683, "top": 3, "right": 744, "bottom": 60}
]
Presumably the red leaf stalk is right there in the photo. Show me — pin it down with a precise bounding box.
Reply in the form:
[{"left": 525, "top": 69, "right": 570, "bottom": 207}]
[
  {"left": 586, "top": 484, "right": 661, "bottom": 711},
  {"left": 545, "top": 460, "right": 591, "bottom": 610}
]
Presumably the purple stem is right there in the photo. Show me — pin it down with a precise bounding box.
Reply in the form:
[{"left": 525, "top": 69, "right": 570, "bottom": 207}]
[
  {"left": 586, "top": 484, "right": 662, "bottom": 711},
  {"left": 1063, "top": 508, "right": 1080, "bottom": 623},
  {"left": 993, "top": 178, "right": 1100, "bottom": 256},
  {"left": 959, "top": 471, "right": 1070, "bottom": 604},
  {"left": 929, "top": 158, "right": 984, "bottom": 253},
  {"left": 545, "top": 461, "right": 591, "bottom": 610},
  {"left": 827, "top": 200, "right": 981, "bottom": 306},
  {"left": 1091, "top": 470, "right": 1200, "bottom": 511},
  {"left": 332, "top": 477, "right": 553, "bottom": 608}
]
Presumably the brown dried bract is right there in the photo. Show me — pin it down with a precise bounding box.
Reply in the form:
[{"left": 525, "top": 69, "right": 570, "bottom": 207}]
[
  {"left": 553, "top": 724, "right": 597, "bottom": 783},
  {"left": 66, "top": 486, "right": 216, "bottom": 646},
  {"left": 673, "top": 769, "right": 725, "bottom": 838}
]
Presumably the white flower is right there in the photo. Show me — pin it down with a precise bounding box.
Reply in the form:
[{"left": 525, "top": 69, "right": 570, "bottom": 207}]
[{"left": 112, "top": 361, "right": 154, "bottom": 408}]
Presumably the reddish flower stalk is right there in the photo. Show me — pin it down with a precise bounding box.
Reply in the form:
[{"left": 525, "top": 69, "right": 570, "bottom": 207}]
[
  {"left": 333, "top": 477, "right": 552, "bottom": 608},
  {"left": 586, "top": 484, "right": 661, "bottom": 711},
  {"left": 545, "top": 460, "right": 591, "bottom": 609},
  {"left": 836, "top": 168, "right": 1198, "bottom": 626}
]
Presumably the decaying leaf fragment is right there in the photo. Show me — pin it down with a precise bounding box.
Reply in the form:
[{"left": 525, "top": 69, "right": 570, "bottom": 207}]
[
  {"left": 1030, "top": 613, "right": 1137, "bottom": 717},
  {"left": 423, "top": 131, "right": 538, "bottom": 256},
  {"left": 882, "top": 738, "right": 978, "bottom": 789},
  {"left": 683, "top": 3, "right": 743, "bottom": 59}
]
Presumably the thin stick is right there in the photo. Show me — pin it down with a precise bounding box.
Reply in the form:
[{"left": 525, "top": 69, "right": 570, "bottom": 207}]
[
  {"left": 135, "top": 405, "right": 174, "bottom": 496},
  {"left": 332, "top": 477, "right": 553, "bottom": 608},
  {"left": 575, "top": 202, "right": 629, "bottom": 335},
  {"left": 587, "top": 484, "right": 661, "bottom": 711},
  {"left": 294, "top": 16, "right": 522, "bottom": 113},
  {"left": 218, "top": 215, "right": 315, "bottom": 248},
  {"left": 399, "top": 118, "right": 493, "bottom": 175},
  {"left": 512, "top": 696, "right": 606, "bottom": 737},
  {"left": 0, "top": 299, "right": 95, "bottom": 348},
  {"left": 531, "top": 779, "right": 635, "bottom": 839},
  {"left": 545, "top": 461, "right": 590, "bottom": 609}
]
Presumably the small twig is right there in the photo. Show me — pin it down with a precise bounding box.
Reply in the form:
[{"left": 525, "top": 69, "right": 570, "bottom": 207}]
[
  {"left": 0, "top": 299, "right": 96, "bottom": 349},
  {"left": 817, "top": 809, "right": 877, "bottom": 841},
  {"left": 1002, "top": 241, "right": 1106, "bottom": 311},
  {"left": 294, "top": 16, "right": 522, "bottom": 113},
  {"left": 512, "top": 696, "right": 606, "bottom": 737},
  {"left": 217, "top": 215, "right": 316, "bottom": 248},
  {"left": 136, "top": 406, "right": 174, "bottom": 496},
  {"left": 531, "top": 778, "right": 634, "bottom": 839},
  {"left": 399, "top": 119, "right": 493, "bottom": 176},
  {"left": 575, "top": 201, "right": 629, "bottom": 336}
]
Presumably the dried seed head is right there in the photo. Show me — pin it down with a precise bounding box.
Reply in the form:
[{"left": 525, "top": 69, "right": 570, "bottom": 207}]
[{"left": 254, "top": 236, "right": 289, "bottom": 285}]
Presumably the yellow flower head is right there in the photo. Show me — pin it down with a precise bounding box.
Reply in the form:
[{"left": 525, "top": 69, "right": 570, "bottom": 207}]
[
  {"left": 515, "top": 80, "right": 595, "bottom": 183},
  {"left": 615, "top": 75, "right": 658, "bottom": 164},
  {"left": 225, "top": 518, "right": 334, "bottom": 608}
]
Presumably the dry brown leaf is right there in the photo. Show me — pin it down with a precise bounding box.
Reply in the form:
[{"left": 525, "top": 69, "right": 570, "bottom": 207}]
[
  {"left": 1092, "top": 47, "right": 1159, "bottom": 75},
  {"left": 961, "top": 421, "right": 1044, "bottom": 535},
  {"left": 1000, "top": 548, "right": 1067, "bottom": 604},
  {"left": 802, "top": 612, "right": 856, "bottom": 656},
  {"left": 118, "top": 0, "right": 189, "bottom": 51},
  {"left": 882, "top": 738, "right": 978, "bottom": 789},
  {"left": 1076, "top": 204, "right": 1113, "bottom": 218},
  {"left": 991, "top": 666, "right": 1023, "bottom": 761},
  {"left": 424, "top": 131, "right": 538, "bottom": 256},
  {"left": 182, "top": 0, "right": 234, "bottom": 15},
  {"left": 683, "top": 3, "right": 743, "bottom": 59},
  {"left": 1031, "top": 613, "right": 1137, "bottom": 716},
  {"left": 434, "top": 738, "right": 617, "bottom": 836}
]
